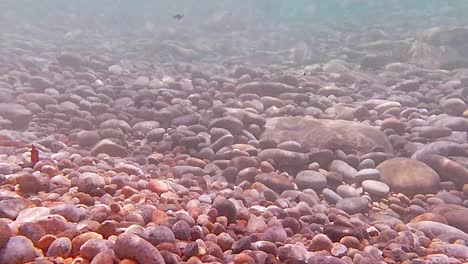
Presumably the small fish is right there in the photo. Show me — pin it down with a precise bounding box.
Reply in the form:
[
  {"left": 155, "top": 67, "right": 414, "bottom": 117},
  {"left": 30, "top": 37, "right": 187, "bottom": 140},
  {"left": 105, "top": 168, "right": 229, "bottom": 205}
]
[
  {"left": 173, "top": 14, "right": 184, "bottom": 20},
  {"left": 30, "top": 144, "right": 39, "bottom": 164}
]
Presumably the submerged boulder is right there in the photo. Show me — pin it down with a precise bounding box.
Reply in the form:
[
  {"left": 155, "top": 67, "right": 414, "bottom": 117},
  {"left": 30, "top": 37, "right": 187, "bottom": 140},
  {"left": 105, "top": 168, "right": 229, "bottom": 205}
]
[
  {"left": 408, "top": 221, "right": 468, "bottom": 242},
  {"left": 428, "top": 204, "right": 468, "bottom": 233},
  {"left": 412, "top": 141, "right": 468, "bottom": 184},
  {"left": 376, "top": 158, "right": 440, "bottom": 196},
  {"left": 261, "top": 117, "right": 393, "bottom": 155}
]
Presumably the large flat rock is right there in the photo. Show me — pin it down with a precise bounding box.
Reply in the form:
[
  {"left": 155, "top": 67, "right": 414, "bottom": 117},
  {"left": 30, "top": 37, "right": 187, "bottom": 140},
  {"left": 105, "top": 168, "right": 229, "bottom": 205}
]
[{"left": 261, "top": 117, "right": 393, "bottom": 155}]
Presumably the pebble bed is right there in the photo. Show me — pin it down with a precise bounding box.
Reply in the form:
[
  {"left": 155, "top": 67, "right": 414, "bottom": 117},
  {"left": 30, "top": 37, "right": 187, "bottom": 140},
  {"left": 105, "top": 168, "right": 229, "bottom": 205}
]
[{"left": 0, "top": 5, "right": 468, "bottom": 264}]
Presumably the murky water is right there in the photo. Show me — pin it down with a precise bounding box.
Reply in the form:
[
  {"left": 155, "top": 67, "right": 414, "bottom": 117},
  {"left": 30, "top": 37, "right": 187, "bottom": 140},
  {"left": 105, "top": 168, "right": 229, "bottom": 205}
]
[{"left": 0, "top": 1, "right": 468, "bottom": 263}]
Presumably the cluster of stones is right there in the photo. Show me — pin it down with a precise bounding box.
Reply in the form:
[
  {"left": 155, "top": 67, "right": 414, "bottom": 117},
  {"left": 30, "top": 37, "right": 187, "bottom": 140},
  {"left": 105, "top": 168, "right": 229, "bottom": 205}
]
[{"left": 0, "top": 18, "right": 468, "bottom": 264}]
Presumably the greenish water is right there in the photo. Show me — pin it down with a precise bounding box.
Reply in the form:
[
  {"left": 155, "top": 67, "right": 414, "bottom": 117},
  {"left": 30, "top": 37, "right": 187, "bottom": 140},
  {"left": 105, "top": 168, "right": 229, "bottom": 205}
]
[{"left": 3, "top": 0, "right": 468, "bottom": 30}]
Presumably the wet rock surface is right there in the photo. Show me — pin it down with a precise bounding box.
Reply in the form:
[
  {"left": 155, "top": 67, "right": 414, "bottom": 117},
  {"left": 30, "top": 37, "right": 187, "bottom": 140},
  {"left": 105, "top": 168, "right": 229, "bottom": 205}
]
[
  {"left": 0, "top": 2, "right": 468, "bottom": 263},
  {"left": 377, "top": 158, "right": 441, "bottom": 196},
  {"left": 262, "top": 117, "right": 393, "bottom": 155}
]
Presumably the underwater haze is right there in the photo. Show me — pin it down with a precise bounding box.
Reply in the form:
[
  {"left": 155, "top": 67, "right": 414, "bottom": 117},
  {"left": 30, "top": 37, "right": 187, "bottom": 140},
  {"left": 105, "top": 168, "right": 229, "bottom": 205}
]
[{"left": 1, "top": 1, "right": 468, "bottom": 264}]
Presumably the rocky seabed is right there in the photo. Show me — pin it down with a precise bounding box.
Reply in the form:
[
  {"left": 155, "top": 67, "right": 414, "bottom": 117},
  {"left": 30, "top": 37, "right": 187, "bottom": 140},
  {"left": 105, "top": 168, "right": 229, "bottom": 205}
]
[{"left": 0, "top": 13, "right": 468, "bottom": 264}]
